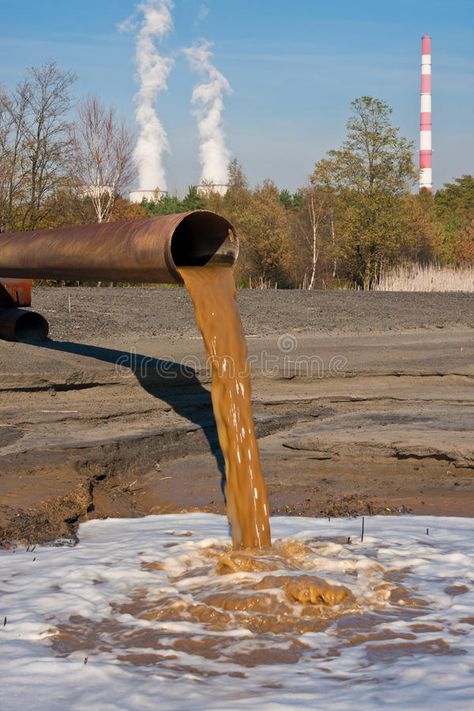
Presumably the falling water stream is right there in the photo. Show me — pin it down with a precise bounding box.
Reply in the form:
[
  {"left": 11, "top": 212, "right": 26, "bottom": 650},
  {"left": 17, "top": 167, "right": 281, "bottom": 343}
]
[{"left": 178, "top": 264, "right": 271, "bottom": 549}]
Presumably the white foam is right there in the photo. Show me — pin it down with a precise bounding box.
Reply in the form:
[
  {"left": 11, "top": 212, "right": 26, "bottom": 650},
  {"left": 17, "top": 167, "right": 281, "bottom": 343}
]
[{"left": 1, "top": 514, "right": 473, "bottom": 710}]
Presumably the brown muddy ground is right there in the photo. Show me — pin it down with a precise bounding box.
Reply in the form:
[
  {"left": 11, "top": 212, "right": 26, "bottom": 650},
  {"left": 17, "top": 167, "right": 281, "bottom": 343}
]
[{"left": 0, "top": 287, "right": 473, "bottom": 545}]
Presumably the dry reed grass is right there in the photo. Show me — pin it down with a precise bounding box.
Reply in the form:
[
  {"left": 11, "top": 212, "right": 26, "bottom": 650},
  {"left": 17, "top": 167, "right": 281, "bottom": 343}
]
[{"left": 373, "top": 264, "right": 474, "bottom": 292}]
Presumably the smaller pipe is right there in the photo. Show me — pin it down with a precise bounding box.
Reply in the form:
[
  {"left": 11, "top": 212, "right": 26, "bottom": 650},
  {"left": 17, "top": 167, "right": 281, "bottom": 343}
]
[
  {"left": 0, "top": 307, "right": 49, "bottom": 342},
  {"left": 0, "top": 278, "right": 32, "bottom": 307}
]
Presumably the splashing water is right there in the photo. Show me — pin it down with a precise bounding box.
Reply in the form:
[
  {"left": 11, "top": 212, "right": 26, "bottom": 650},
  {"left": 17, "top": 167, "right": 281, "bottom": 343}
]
[{"left": 2, "top": 514, "right": 473, "bottom": 710}]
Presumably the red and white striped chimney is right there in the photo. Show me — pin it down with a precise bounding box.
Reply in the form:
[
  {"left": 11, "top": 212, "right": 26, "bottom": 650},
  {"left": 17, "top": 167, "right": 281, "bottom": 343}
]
[{"left": 419, "top": 35, "right": 432, "bottom": 192}]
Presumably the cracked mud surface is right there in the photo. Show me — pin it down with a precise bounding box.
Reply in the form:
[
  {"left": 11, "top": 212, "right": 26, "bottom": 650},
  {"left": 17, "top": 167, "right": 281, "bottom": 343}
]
[{"left": 1, "top": 287, "right": 473, "bottom": 545}]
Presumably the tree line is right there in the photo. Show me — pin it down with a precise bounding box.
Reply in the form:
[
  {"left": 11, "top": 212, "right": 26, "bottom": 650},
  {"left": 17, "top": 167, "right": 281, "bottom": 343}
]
[{"left": 1, "top": 64, "right": 473, "bottom": 289}]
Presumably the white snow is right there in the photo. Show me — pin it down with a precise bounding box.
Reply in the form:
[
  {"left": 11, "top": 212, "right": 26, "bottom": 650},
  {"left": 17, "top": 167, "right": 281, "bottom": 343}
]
[{"left": 1, "top": 514, "right": 473, "bottom": 710}]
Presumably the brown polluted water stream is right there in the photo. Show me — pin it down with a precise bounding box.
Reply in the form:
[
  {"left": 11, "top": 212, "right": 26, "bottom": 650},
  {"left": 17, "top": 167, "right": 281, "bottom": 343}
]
[{"left": 178, "top": 264, "right": 271, "bottom": 550}]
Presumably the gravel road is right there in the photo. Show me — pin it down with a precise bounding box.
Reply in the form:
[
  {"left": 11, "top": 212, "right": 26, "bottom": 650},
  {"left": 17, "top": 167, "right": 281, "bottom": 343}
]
[{"left": 33, "top": 287, "right": 474, "bottom": 340}]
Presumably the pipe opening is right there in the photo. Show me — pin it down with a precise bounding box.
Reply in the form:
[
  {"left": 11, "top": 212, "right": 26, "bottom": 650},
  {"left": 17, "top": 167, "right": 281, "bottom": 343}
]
[
  {"left": 0, "top": 308, "right": 49, "bottom": 342},
  {"left": 171, "top": 211, "right": 238, "bottom": 268},
  {"left": 15, "top": 312, "right": 49, "bottom": 342}
]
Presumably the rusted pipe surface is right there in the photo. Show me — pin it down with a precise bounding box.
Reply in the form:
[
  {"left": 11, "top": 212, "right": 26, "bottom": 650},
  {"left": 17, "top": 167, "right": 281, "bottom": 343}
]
[
  {"left": 0, "top": 278, "right": 32, "bottom": 307},
  {"left": 0, "top": 211, "right": 238, "bottom": 284}
]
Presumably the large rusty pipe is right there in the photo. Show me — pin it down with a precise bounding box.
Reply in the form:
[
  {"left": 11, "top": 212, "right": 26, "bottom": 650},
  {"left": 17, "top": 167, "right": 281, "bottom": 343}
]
[{"left": 0, "top": 211, "right": 238, "bottom": 283}]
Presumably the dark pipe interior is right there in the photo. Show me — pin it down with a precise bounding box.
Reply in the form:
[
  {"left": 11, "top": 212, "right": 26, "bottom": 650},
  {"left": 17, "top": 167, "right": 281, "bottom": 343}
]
[
  {"left": 0, "top": 284, "right": 15, "bottom": 307},
  {"left": 15, "top": 312, "right": 49, "bottom": 342},
  {"left": 171, "top": 212, "right": 237, "bottom": 267}
]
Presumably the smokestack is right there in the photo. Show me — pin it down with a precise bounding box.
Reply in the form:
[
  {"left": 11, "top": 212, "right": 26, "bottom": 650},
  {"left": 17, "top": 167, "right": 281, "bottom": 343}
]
[{"left": 419, "top": 35, "right": 432, "bottom": 192}]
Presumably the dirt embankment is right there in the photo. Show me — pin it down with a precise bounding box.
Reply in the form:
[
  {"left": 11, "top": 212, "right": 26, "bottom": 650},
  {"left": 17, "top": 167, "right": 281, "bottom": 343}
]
[{"left": 1, "top": 288, "right": 473, "bottom": 545}]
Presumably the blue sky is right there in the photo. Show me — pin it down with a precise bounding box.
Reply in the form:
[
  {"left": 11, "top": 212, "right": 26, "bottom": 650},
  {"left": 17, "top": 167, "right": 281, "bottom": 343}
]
[{"left": 1, "top": 0, "right": 473, "bottom": 194}]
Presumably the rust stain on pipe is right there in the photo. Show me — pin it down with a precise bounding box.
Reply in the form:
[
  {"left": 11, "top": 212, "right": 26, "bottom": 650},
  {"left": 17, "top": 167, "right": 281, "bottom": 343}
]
[{"left": 0, "top": 211, "right": 238, "bottom": 283}]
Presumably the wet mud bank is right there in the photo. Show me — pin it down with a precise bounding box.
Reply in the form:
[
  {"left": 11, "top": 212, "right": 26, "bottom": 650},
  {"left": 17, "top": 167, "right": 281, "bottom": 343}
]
[{"left": 1, "top": 288, "right": 473, "bottom": 545}]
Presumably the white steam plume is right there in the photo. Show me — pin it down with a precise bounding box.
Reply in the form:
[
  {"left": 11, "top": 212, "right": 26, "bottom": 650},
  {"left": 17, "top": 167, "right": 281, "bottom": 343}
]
[
  {"left": 133, "top": 0, "right": 174, "bottom": 193},
  {"left": 184, "top": 41, "right": 232, "bottom": 194}
]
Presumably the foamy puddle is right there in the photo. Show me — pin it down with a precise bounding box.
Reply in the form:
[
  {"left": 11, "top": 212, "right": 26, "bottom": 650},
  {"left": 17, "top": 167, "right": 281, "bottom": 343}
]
[{"left": 1, "top": 514, "right": 473, "bottom": 710}]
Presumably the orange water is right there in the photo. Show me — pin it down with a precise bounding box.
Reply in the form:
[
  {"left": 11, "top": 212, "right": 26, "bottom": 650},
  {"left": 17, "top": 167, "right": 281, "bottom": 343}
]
[{"left": 178, "top": 265, "right": 271, "bottom": 549}]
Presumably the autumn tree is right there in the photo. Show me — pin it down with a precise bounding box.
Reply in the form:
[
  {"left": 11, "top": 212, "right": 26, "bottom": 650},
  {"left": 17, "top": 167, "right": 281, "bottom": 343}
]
[
  {"left": 314, "top": 97, "right": 415, "bottom": 196},
  {"left": 109, "top": 196, "right": 147, "bottom": 222},
  {"left": 435, "top": 175, "right": 474, "bottom": 260},
  {"left": 201, "top": 186, "right": 225, "bottom": 214},
  {"left": 454, "top": 219, "right": 474, "bottom": 264},
  {"left": 227, "top": 158, "right": 249, "bottom": 193},
  {"left": 340, "top": 191, "right": 408, "bottom": 288},
  {"left": 398, "top": 191, "right": 444, "bottom": 264},
  {"left": 207, "top": 159, "right": 254, "bottom": 281},
  {"left": 311, "top": 97, "right": 416, "bottom": 288},
  {"left": 71, "top": 96, "right": 136, "bottom": 223},
  {"left": 229, "top": 179, "right": 293, "bottom": 286},
  {"left": 221, "top": 159, "right": 251, "bottom": 219}
]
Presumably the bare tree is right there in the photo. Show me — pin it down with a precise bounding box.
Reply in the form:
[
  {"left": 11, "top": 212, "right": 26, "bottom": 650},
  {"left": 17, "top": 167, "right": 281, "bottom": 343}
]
[
  {"left": 0, "top": 62, "right": 76, "bottom": 232},
  {"left": 71, "top": 97, "right": 136, "bottom": 223},
  {"left": 296, "top": 187, "right": 327, "bottom": 289},
  {"left": 306, "top": 190, "right": 325, "bottom": 289},
  {"left": 0, "top": 81, "right": 30, "bottom": 231},
  {"left": 24, "top": 63, "right": 76, "bottom": 230},
  {"left": 0, "top": 88, "right": 12, "bottom": 230},
  {"left": 329, "top": 207, "right": 337, "bottom": 278}
]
